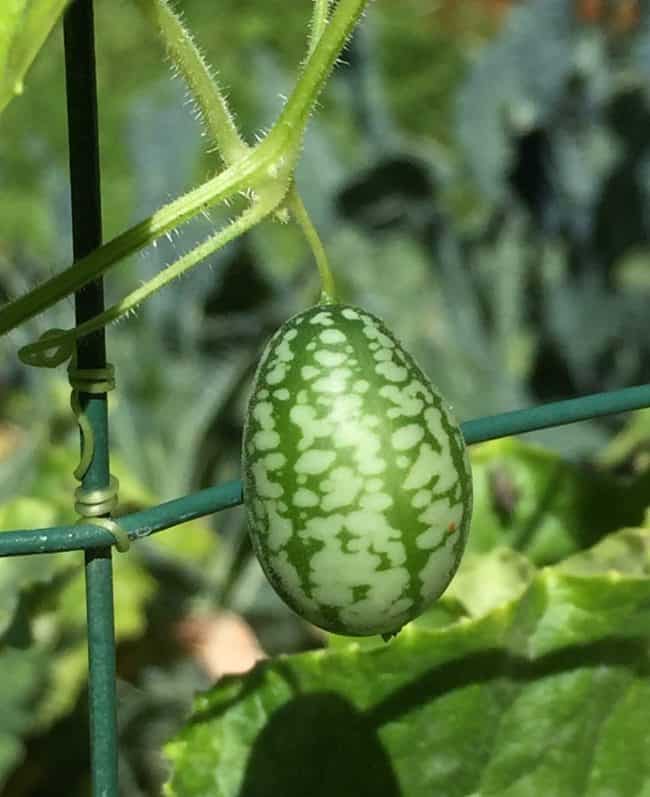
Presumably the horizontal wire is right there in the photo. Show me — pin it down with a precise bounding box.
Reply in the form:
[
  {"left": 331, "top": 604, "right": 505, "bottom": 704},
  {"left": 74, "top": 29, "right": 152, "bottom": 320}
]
[
  {"left": 462, "top": 382, "right": 650, "bottom": 445},
  {"left": 1, "top": 382, "right": 649, "bottom": 557},
  {"left": 0, "top": 479, "right": 243, "bottom": 556}
]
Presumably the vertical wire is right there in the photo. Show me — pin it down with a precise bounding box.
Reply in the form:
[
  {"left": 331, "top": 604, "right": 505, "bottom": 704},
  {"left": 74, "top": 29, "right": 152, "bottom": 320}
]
[{"left": 63, "top": 2, "right": 119, "bottom": 794}]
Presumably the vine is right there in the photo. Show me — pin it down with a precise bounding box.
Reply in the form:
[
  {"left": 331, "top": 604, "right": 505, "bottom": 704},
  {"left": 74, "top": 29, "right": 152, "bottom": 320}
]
[{"left": 1, "top": 0, "right": 367, "bottom": 366}]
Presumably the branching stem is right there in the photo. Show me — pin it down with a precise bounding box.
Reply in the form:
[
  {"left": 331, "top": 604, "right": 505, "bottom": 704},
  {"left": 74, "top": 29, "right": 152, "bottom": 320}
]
[
  {"left": 1, "top": 0, "right": 370, "bottom": 358},
  {"left": 19, "top": 186, "right": 285, "bottom": 367},
  {"left": 288, "top": 188, "right": 336, "bottom": 302}
]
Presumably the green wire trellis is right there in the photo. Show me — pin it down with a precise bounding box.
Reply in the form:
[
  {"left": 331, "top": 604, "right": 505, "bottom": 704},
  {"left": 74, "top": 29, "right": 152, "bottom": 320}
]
[{"left": 2, "top": 1, "right": 650, "bottom": 794}]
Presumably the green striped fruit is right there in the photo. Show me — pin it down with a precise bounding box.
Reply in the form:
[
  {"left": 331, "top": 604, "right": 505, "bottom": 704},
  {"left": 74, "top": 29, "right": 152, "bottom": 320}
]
[{"left": 242, "top": 303, "right": 472, "bottom": 637}]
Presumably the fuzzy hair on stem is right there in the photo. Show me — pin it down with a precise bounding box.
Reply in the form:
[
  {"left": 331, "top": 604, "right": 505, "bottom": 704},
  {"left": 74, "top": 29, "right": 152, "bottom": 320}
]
[{"left": 1, "top": 0, "right": 370, "bottom": 358}]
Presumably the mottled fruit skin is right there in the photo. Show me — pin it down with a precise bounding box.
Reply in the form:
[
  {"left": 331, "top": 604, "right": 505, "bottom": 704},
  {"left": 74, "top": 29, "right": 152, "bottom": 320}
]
[{"left": 242, "top": 303, "right": 472, "bottom": 636}]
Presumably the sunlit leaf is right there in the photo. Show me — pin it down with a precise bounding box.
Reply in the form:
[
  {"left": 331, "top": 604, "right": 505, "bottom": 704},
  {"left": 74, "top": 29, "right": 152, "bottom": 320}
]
[
  {"left": 0, "top": 0, "right": 69, "bottom": 115},
  {"left": 469, "top": 438, "right": 650, "bottom": 564},
  {"left": 164, "top": 528, "right": 650, "bottom": 797},
  {"left": 0, "top": 498, "right": 77, "bottom": 638}
]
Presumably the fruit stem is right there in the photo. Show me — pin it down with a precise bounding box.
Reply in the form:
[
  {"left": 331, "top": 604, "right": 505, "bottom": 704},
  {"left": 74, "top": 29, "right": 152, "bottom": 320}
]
[{"left": 288, "top": 188, "right": 337, "bottom": 302}]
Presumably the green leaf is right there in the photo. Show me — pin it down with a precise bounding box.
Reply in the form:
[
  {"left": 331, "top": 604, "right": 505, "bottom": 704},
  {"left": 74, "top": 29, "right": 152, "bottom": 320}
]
[
  {"left": 0, "top": 439, "right": 219, "bottom": 732},
  {"left": 597, "top": 408, "right": 650, "bottom": 472},
  {"left": 0, "top": 0, "right": 69, "bottom": 115},
  {"left": 30, "top": 550, "right": 158, "bottom": 727},
  {"left": 445, "top": 546, "right": 535, "bottom": 617},
  {"left": 164, "top": 528, "right": 650, "bottom": 797},
  {"left": 17, "top": 443, "right": 219, "bottom": 729},
  {"left": 0, "top": 645, "right": 48, "bottom": 789},
  {"left": 327, "top": 596, "right": 469, "bottom": 653},
  {"left": 0, "top": 498, "right": 77, "bottom": 639},
  {"left": 557, "top": 526, "right": 650, "bottom": 578},
  {"left": 469, "top": 438, "right": 650, "bottom": 564}
]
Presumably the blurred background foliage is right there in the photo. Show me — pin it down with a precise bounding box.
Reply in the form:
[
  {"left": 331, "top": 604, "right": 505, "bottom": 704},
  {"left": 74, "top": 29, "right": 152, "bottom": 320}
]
[{"left": 0, "top": 0, "right": 649, "bottom": 794}]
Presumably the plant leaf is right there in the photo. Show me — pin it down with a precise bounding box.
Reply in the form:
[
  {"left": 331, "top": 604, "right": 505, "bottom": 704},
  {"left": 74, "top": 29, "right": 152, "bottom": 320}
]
[
  {"left": 0, "top": 0, "right": 70, "bottom": 115},
  {"left": 0, "top": 498, "right": 77, "bottom": 639},
  {"left": 164, "top": 528, "right": 650, "bottom": 797},
  {"left": 445, "top": 546, "right": 535, "bottom": 617},
  {"left": 469, "top": 438, "right": 650, "bottom": 564},
  {"left": 0, "top": 646, "right": 48, "bottom": 789},
  {"left": 30, "top": 549, "right": 157, "bottom": 728}
]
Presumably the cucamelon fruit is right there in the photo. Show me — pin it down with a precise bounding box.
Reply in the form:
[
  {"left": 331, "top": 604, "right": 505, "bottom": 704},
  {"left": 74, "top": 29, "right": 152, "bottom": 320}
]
[{"left": 242, "top": 303, "right": 472, "bottom": 637}]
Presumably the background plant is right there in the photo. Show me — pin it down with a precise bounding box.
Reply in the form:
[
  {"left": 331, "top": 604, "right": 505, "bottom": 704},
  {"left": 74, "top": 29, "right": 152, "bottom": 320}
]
[{"left": 1, "top": 0, "right": 650, "bottom": 795}]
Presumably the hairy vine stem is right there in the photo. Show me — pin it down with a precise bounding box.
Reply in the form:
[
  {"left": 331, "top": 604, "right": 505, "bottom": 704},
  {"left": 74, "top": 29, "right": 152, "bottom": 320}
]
[
  {"left": 135, "top": 0, "right": 249, "bottom": 166},
  {"left": 309, "top": 0, "right": 332, "bottom": 57},
  {"left": 0, "top": 0, "right": 369, "bottom": 363}
]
